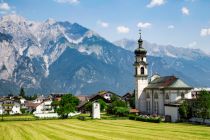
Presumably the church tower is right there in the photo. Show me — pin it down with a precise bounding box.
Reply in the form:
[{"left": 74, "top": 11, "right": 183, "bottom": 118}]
[{"left": 134, "top": 30, "right": 148, "bottom": 111}]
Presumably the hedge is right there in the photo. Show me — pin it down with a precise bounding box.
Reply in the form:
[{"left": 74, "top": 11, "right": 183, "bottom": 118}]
[{"left": 129, "top": 115, "right": 161, "bottom": 123}]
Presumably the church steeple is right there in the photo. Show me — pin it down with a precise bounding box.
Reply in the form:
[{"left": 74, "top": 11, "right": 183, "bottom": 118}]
[
  {"left": 135, "top": 30, "right": 147, "bottom": 56},
  {"left": 134, "top": 30, "right": 148, "bottom": 110}
]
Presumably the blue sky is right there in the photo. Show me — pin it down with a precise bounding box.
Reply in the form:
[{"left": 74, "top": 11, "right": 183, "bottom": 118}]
[{"left": 0, "top": 0, "right": 210, "bottom": 52}]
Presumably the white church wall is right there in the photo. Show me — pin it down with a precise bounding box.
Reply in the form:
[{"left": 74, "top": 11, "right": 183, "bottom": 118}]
[
  {"left": 158, "top": 91, "right": 164, "bottom": 115},
  {"left": 136, "top": 77, "right": 148, "bottom": 111},
  {"left": 165, "top": 106, "right": 179, "bottom": 122},
  {"left": 170, "top": 92, "right": 177, "bottom": 102}
]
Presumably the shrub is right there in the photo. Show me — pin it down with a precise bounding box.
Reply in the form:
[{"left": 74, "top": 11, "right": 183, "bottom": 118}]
[
  {"left": 77, "top": 116, "right": 86, "bottom": 121},
  {"left": 135, "top": 116, "right": 161, "bottom": 123},
  {"left": 128, "top": 114, "right": 136, "bottom": 120},
  {"left": 113, "top": 107, "right": 129, "bottom": 117}
]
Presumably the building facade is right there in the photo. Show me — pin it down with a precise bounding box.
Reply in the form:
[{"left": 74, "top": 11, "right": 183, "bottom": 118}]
[
  {"left": 134, "top": 32, "right": 192, "bottom": 118},
  {"left": 0, "top": 98, "right": 21, "bottom": 115}
]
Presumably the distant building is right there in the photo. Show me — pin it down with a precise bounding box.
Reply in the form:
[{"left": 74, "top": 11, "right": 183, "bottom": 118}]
[
  {"left": 134, "top": 31, "right": 192, "bottom": 122},
  {"left": 33, "top": 95, "right": 46, "bottom": 103},
  {"left": 33, "top": 99, "right": 54, "bottom": 114},
  {"left": 0, "top": 97, "right": 21, "bottom": 115},
  {"left": 189, "top": 88, "right": 210, "bottom": 99},
  {"left": 77, "top": 91, "right": 119, "bottom": 112}
]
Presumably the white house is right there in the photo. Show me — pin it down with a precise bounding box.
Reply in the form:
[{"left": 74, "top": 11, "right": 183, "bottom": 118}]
[
  {"left": 188, "top": 88, "right": 210, "bottom": 99},
  {"left": 33, "top": 99, "right": 54, "bottom": 114},
  {"left": 0, "top": 98, "right": 21, "bottom": 115},
  {"left": 33, "top": 95, "right": 45, "bottom": 103},
  {"left": 134, "top": 32, "right": 192, "bottom": 122}
]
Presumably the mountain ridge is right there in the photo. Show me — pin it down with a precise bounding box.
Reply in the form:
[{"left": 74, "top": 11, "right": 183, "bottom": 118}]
[{"left": 0, "top": 14, "right": 210, "bottom": 96}]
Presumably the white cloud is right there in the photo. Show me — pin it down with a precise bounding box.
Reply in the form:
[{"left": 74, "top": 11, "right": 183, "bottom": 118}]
[
  {"left": 200, "top": 28, "right": 210, "bottom": 37},
  {"left": 0, "top": 2, "right": 10, "bottom": 11},
  {"left": 182, "top": 7, "right": 190, "bottom": 15},
  {"left": 54, "top": 0, "right": 79, "bottom": 4},
  {"left": 137, "top": 22, "right": 152, "bottom": 29},
  {"left": 168, "top": 25, "right": 175, "bottom": 29},
  {"left": 188, "top": 41, "right": 197, "bottom": 48},
  {"left": 97, "top": 20, "right": 109, "bottom": 28},
  {"left": 147, "top": 0, "right": 166, "bottom": 8},
  {"left": 117, "top": 26, "right": 130, "bottom": 34}
]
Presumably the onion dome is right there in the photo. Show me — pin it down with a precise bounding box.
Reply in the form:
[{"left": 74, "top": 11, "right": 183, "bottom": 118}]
[{"left": 134, "top": 30, "right": 147, "bottom": 55}]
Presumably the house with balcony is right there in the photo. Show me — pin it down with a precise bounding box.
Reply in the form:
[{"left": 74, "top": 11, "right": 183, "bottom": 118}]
[
  {"left": 0, "top": 97, "right": 21, "bottom": 115},
  {"left": 33, "top": 99, "right": 54, "bottom": 114}
]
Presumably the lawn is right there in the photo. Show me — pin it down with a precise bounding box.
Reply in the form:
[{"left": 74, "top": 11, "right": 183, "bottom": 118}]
[
  {"left": 0, "top": 119, "right": 210, "bottom": 140},
  {"left": 1, "top": 115, "right": 35, "bottom": 121}
]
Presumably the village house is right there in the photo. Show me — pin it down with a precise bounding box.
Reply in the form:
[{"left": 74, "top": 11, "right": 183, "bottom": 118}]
[
  {"left": 0, "top": 97, "right": 21, "bottom": 115},
  {"left": 33, "top": 99, "right": 54, "bottom": 114},
  {"left": 189, "top": 88, "right": 210, "bottom": 99},
  {"left": 134, "top": 32, "right": 193, "bottom": 122},
  {"left": 77, "top": 91, "right": 120, "bottom": 112},
  {"left": 33, "top": 95, "right": 46, "bottom": 103}
]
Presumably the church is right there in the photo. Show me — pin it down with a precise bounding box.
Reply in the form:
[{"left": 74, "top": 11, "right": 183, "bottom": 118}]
[{"left": 134, "top": 32, "right": 192, "bottom": 120}]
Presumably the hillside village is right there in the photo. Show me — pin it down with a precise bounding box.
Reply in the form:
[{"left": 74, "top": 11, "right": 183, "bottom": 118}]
[{"left": 1, "top": 33, "right": 210, "bottom": 124}]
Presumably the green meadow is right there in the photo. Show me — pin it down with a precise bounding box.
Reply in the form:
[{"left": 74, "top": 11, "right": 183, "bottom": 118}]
[{"left": 0, "top": 119, "right": 210, "bottom": 140}]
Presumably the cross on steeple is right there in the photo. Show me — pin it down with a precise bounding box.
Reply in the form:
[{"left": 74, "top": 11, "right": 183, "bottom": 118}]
[
  {"left": 138, "top": 29, "right": 143, "bottom": 48},
  {"left": 139, "top": 29, "right": 142, "bottom": 40}
]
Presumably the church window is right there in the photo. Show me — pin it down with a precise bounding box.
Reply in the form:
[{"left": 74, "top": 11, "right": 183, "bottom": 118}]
[
  {"left": 165, "top": 93, "right": 169, "bottom": 100},
  {"left": 141, "top": 57, "right": 143, "bottom": 61},
  {"left": 154, "top": 101, "right": 159, "bottom": 114},
  {"left": 141, "top": 67, "right": 144, "bottom": 75},
  {"left": 146, "top": 101, "right": 150, "bottom": 113},
  {"left": 154, "top": 93, "right": 158, "bottom": 99},
  {"left": 181, "top": 92, "right": 185, "bottom": 99},
  {"left": 146, "top": 93, "right": 150, "bottom": 99}
]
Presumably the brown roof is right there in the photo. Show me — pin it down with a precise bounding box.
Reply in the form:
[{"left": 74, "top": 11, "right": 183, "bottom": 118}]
[
  {"left": 146, "top": 76, "right": 192, "bottom": 89},
  {"left": 130, "top": 109, "right": 139, "bottom": 113},
  {"left": 147, "top": 76, "right": 177, "bottom": 89},
  {"left": 25, "top": 101, "right": 42, "bottom": 109},
  {"left": 122, "top": 92, "right": 132, "bottom": 98},
  {"left": 76, "top": 95, "right": 90, "bottom": 102}
]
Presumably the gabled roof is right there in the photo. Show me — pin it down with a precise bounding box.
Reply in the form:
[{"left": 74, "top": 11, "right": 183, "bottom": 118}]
[
  {"left": 76, "top": 95, "right": 90, "bottom": 102},
  {"left": 122, "top": 92, "right": 132, "bottom": 98},
  {"left": 146, "top": 76, "right": 192, "bottom": 90},
  {"left": 25, "top": 101, "right": 42, "bottom": 109}
]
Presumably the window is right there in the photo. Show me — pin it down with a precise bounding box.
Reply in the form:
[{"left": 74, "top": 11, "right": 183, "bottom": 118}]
[
  {"left": 181, "top": 92, "right": 185, "bottom": 99},
  {"left": 154, "top": 101, "right": 159, "bottom": 114},
  {"left": 154, "top": 93, "right": 158, "bottom": 99},
  {"left": 141, "top": 67, "right": 144, "bottom": 75},
  {"left": 165, "top": 93, "right": 169, "bottom": 100},
  {"left": 146, "top": 93, "right": 150, "bottom": 99},
  {"left": 146, "top": 101, "right": 150, "bottom": 113},
  {"left": 141, "top": 57, "right": 143, "bottom": 61}
]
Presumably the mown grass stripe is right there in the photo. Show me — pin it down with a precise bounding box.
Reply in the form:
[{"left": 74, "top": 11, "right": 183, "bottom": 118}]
[{"left": 1, "top": 119, "right": 210, "bottom": 140}]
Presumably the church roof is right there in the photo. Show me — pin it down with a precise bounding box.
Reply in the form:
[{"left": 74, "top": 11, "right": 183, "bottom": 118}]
[{"left": 146, "top": 76, "right": 192, "bottom": 89}]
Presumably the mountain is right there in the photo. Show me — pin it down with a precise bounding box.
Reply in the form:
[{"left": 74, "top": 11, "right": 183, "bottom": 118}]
[
  {"left": 0, "top": 14, "right": 134, "bottom": 95},
  {"left": 0, "top": 15, "right": 209, "bottom": 96},
  {"left": 114, "top": 38, "right": 210, "bottom": 60},
  {"left": 114, "top": 38, "right": 210, "bottom": 87}
]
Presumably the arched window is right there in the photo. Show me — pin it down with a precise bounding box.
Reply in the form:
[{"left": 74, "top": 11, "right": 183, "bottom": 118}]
[
  {"left": 165, "top": 93, "right": 169, "bottom": 100},
  {"left": 181, "top": 92, "right": 185, "bottom": 99},
  {"left": 146, "top": 93, "right": 150, "bottom": 99},
  {"left": 141, "top": 67, "right": 144, "bottom": 75},
  {"left": 154, "top": 93, "right": 158, "bottom": 99}
]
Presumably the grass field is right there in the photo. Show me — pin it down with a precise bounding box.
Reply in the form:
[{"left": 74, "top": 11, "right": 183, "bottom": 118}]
[{"left": 1, "top": 119, "right": 210, "bottom": 140}]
